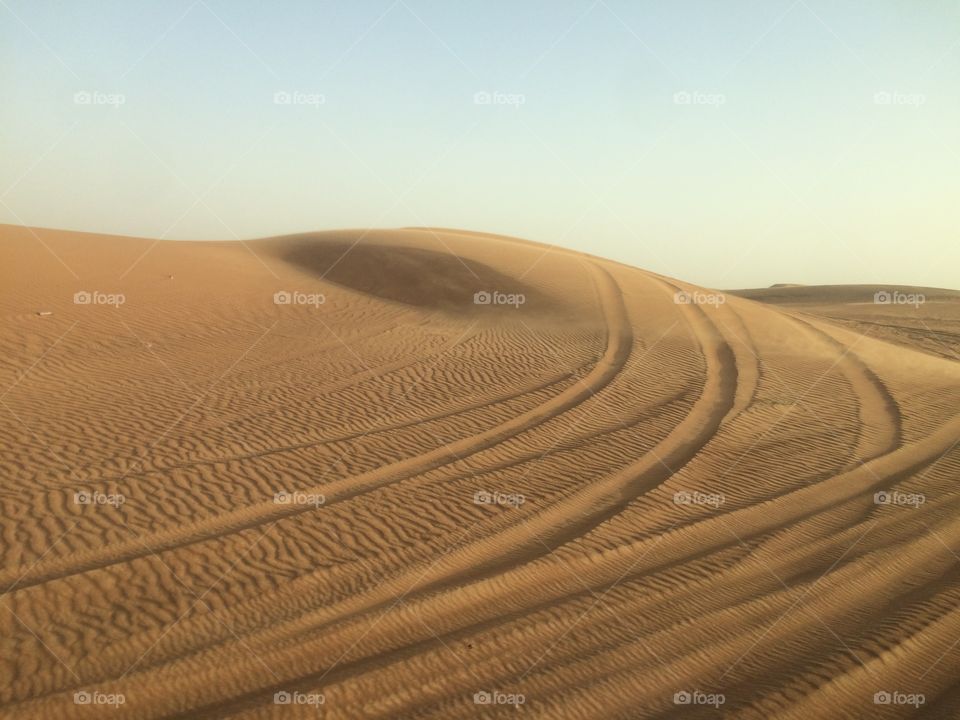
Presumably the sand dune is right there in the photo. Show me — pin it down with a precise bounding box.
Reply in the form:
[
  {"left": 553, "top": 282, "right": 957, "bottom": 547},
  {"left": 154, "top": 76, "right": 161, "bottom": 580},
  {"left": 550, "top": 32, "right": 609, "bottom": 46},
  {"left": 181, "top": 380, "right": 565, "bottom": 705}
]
[{"left": 1, "top": 225, "right": 959, "bottom": 718}]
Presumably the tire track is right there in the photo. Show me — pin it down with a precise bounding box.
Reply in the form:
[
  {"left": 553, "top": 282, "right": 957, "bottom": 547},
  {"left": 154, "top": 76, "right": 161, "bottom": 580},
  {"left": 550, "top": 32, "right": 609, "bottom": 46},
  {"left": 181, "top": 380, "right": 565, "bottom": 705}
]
[
  {"left": 158, "top": 412, "right": 959, "bottom": 720},
  {"left": 0, "top": 263, "right": 631, "bottom": 594},
  {"left": 35, "top": 268, "right": 744, "bottom": 719},
  {"left": 789, "top": 313, "right": 902, "bottom": 462}
]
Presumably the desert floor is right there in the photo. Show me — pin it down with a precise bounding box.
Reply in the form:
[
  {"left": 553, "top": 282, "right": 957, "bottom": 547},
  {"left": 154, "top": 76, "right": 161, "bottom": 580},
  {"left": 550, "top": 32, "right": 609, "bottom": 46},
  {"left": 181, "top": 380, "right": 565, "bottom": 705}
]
[{"left": 1, "top": 225, "right": 959, "bottom": 718}]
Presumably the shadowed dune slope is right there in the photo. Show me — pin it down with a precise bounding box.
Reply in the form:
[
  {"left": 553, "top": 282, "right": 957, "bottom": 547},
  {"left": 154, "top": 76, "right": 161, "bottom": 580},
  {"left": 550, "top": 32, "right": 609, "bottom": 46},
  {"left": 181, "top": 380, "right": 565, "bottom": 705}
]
[
  {"left": 1, "top": 225, "right": 959, "bottom": 719},
  {"left": 264, "top": 232, "right": 562, "bottom": 315}
]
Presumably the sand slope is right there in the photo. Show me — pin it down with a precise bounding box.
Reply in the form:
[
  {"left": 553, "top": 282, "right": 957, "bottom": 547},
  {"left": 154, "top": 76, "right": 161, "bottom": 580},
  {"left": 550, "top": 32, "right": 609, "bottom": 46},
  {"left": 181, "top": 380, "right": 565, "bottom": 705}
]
[{"left": 1, "top": 225, "right": 959, "bottom": 718}]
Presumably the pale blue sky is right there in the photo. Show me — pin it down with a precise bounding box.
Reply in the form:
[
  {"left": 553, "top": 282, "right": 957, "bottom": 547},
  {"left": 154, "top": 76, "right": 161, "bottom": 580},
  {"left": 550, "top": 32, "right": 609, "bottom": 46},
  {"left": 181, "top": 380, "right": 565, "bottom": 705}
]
[{"left": 2, "top": 0, "right": 958, "bottom": 288}]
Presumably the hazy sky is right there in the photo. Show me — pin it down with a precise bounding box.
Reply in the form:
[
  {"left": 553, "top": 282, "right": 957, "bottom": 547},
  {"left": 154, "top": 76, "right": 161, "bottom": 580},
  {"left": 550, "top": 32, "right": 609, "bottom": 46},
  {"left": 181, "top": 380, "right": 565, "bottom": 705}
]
[{"left": 2, "top": 0, "right": 958, "bottom": 288}]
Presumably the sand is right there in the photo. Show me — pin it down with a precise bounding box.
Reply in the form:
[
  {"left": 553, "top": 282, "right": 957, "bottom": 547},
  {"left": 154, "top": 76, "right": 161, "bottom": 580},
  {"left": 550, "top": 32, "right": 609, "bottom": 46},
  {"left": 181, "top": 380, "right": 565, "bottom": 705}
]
[{"left": 1, "top": 225, "right": 959, "bottom": 718}]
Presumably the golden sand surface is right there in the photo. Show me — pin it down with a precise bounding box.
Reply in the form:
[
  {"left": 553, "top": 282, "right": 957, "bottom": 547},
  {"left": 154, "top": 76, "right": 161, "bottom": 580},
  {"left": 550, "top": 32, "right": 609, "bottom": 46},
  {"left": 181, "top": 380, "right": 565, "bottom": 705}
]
[{"left": 1, "top": 225, "right": 959, "bottom": 718}]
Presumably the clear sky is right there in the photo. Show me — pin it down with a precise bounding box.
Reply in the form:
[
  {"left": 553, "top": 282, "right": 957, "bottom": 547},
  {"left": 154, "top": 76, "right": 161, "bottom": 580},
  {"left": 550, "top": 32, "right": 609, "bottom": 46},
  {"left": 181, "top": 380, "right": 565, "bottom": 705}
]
[{"left": 2, "top": 0, "right": 958, "bottom": 289}]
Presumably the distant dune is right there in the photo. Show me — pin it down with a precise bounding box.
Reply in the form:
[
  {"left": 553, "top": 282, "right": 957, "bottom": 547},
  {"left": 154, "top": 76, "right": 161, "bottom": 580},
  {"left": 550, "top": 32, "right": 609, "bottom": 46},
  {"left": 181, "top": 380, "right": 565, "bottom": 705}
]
[
  {"left": 1, "top": 225, "right": 959, "bottom": 718},
  {"left": 730, "top": 284, "right": 960, "bottom": 361}
]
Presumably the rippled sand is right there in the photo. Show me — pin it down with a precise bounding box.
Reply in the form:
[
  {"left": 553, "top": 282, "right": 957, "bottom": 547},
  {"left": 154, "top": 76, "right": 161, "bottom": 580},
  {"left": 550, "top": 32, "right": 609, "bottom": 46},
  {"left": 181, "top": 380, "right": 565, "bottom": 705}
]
[{"left": 2, "top": 225, "right": 959, "bottom": 718}]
